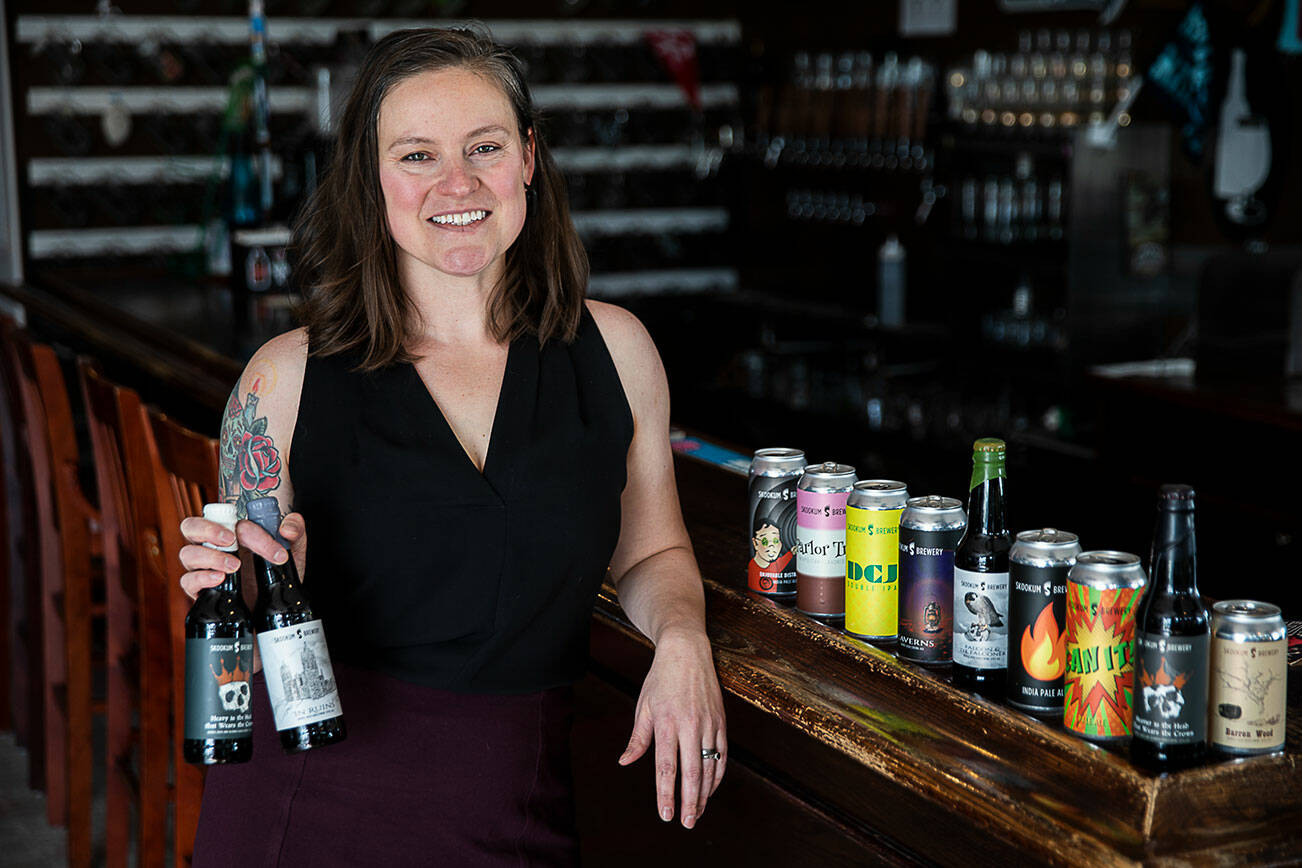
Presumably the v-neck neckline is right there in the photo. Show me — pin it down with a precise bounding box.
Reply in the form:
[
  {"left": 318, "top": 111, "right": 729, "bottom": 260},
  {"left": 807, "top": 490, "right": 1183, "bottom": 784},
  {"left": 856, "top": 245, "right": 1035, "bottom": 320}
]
[{"left": 407, "top": 338, "right": 516, "bottom": 481}]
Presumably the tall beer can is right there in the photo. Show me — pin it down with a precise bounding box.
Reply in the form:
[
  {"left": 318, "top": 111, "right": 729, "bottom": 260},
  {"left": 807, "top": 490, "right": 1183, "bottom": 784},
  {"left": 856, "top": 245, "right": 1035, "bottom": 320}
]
[
  {"left": 1008, "top": 529, "right": 1080, "bottom": 716},
  {"left": 1209, "top": 600, "right": 1288, "bottom": 756},
  {"left": 845, "top": 480, "right": 909, "bottom": 642},
  {"left": 898, "top": 496, "right": 966, "bottom": 665},
  {"left": 796, "top": 463, "right": 857, "bottom": 622},
  {"left": 1063, "top": 551, "right": 1147, "bottom": 742},
  {"left": 747, "top": 448, "right": 806, "bottom": 597}
]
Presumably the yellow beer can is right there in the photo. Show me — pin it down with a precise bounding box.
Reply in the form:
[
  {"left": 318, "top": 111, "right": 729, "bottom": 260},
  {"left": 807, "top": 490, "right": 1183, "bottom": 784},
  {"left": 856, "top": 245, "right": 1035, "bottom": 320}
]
[{"left": 845, "top": 480, "right": 909, "bottom": 641}]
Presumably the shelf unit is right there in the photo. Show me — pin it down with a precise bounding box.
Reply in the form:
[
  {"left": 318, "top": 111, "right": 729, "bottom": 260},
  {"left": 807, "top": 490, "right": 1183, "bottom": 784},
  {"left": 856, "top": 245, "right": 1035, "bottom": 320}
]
[{"left": 11, "top": 14, "right": 744, "bottom": 297}]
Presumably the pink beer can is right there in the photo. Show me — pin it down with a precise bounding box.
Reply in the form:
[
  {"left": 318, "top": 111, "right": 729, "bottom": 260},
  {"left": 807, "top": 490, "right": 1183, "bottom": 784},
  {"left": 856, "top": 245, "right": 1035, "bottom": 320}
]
[{"left": 795, "top": 462, "right": 857, "bottom": 621}]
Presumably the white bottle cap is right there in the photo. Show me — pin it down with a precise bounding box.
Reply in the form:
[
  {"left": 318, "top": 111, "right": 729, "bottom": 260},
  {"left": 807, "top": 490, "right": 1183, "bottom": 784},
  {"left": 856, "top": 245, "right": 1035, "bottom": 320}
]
[{"left": 203, "top": 502, "right": 238, "bottom": 530}]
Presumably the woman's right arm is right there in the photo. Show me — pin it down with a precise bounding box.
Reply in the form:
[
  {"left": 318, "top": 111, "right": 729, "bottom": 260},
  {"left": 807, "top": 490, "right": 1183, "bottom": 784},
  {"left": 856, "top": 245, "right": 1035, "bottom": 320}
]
[{"left": 178, "top": 328, "right": 309, "bottom": 600}]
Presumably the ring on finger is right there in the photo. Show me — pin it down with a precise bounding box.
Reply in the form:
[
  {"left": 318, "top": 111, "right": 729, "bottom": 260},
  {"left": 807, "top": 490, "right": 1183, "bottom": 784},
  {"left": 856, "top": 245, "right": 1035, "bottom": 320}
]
[{"left": 701, "top": 748, "right": 722, "bottom": 761}]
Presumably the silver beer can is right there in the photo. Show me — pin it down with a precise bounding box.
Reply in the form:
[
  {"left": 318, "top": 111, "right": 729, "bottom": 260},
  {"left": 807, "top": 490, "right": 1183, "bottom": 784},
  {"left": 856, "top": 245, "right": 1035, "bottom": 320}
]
[
  {"left": 845, "top": 480, "right": 910, "bottom": 642},
  {"left": 1063, "top": 551, "right": 1147, "bottom": 742},
  {"left": 898, "top": 496, "right": 966, "bottom": 665},
  {"left": 1210, "top": 600, "right": 1288, "bottom": 756},
  {"left": 1007, "top": 529, "right": 1081, "bottom": 716},
  {"left": 795, "top": 462, "right": 857, "bottom": 621},
  {"left": 747, "top": 448, "right": 806, "bottom": 598}
]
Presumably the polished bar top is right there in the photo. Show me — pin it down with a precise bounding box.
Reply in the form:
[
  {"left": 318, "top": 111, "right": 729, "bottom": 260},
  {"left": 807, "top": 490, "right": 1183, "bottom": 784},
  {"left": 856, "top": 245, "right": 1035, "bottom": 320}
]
[{"left": 6, "top": 276, "right": 1300, "bottom": 865}]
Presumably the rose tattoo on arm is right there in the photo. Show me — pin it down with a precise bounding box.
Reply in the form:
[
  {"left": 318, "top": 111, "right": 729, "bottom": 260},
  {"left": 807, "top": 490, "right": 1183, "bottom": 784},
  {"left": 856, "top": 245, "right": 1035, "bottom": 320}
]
[{"left": 220, "top": 385, "right": 283, "bottom": 518}]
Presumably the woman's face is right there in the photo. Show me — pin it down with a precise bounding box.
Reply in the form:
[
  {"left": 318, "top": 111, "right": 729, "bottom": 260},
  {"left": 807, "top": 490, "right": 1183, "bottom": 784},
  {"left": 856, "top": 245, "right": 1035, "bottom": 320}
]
[{"left": 376, "top": 66, "right": 535, "bottom": 285}]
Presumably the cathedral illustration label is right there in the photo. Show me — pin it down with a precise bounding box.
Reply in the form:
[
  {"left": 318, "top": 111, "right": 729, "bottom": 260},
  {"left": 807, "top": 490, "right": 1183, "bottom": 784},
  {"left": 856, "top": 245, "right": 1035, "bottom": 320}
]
[{"left": 257, "top": 620, "right": 343, "bottom": 728}]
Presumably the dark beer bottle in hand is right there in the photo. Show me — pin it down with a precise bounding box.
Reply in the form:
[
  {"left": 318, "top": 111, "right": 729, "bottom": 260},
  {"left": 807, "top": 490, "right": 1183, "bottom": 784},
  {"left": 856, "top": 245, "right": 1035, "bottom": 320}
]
[
  {"left": 952, "top": 438, "right": 1012, "bottom": 695},
  {"left": 1131, "top": 484, "right": 1209, "bottom": 771},
  {"left": 184, "top": 503, "right": 254, "bottom": 765},
  {"left": 248, "top": 496, "right": 346, "bottom": 753}
]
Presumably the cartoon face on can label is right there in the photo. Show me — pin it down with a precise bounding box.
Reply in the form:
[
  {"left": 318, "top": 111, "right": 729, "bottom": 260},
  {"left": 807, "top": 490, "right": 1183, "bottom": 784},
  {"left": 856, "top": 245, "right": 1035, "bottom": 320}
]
[{"left": 749, "top": 474, "right": 798, "bottom": 595}]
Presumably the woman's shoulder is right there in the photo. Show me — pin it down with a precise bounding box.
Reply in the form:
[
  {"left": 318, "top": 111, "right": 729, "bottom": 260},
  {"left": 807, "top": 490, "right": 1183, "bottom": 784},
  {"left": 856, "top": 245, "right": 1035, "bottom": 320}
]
[
  {"left": 247, "top": 327, "right": 309, "bottom": 371},
  {"left": 227, "top": 328, "right": 309, "bottom": 431},
  {"left": 585, "top": 300, "right": 656, "bottom": 363},
  {"left": 584, "top": 299, "right": 666, "bottom": 417},
  {"left": 237, "top": 327, "right": 308, "bottom": 390}
]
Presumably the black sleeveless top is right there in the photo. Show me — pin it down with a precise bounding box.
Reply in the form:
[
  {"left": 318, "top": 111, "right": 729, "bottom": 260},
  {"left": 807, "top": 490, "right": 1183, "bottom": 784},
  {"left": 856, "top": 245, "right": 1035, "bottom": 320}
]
[{"left": 290, "top": 310, "right": 634, "bottom": 693}]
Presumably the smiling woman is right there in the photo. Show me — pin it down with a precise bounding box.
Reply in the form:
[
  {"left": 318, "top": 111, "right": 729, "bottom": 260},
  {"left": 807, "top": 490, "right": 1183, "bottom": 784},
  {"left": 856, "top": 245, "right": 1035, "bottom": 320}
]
[
  {"left": 376, "top": 68, "right": 535, "bottom": 284},
  {"left": 176, "top": 26, "right": 726, "bottom": 867},
  {"left": 293, "top": 27, "right": 589, "bottom": 372}
]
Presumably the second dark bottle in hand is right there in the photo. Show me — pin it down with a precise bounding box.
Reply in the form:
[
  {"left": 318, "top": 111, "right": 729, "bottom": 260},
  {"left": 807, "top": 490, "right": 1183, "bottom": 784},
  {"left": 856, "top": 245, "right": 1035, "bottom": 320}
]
[
  {"left": 1131, "top": 484, "right": 1209, "bottom": 771},
  {"left": 248, "top": 496, "right": 347, "bottom": 754},
  {"left": 952, "top": 438, "right": 1012, "bottom": 695}
]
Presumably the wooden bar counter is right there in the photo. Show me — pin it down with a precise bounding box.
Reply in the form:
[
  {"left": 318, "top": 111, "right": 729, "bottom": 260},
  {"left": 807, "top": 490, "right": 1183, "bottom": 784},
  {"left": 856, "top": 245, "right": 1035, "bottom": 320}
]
[
  {"left": 584, "top": 450, "right": 1302, "bottom": 867},
  {"left": 5, "top": 278, "right": 1300, "bottom": 866}
]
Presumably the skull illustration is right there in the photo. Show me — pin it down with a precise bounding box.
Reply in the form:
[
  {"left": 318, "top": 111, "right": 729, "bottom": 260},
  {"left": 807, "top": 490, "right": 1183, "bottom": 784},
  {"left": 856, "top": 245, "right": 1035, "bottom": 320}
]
[
  {"left": 1142, "top": 684, "right": 1184, "bottom": 720},
  {"left": 219, "top": 680, "right": 250, "bottom": 712}
]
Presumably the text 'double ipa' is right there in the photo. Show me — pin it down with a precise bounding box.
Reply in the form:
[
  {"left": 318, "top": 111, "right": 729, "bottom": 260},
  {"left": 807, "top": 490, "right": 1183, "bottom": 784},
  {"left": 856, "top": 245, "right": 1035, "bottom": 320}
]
[{"left": 845, "top": 480, "right": 908, "bottom": 642}]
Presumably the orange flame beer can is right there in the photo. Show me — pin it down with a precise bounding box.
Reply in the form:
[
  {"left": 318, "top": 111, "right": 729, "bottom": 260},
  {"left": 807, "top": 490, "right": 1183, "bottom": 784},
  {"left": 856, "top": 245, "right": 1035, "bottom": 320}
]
[
  {"left": 1008, "top": 529, "right": 1080, "bottom": 716},
  {"left": 1063, "top": 551, "right": 1148, "bottom": 742}
]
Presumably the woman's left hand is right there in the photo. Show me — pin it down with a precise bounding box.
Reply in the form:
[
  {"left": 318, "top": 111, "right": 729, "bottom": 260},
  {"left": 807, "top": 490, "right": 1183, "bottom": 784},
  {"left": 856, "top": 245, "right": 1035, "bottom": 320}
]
[{"left": 618, "top": 627, "right": 726, "bottom": 829}]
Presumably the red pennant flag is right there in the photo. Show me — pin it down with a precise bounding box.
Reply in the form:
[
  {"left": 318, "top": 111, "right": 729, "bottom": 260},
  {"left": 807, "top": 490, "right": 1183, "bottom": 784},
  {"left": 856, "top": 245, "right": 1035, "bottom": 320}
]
[{"left": 645, "top": 30, "right": 702, "bottom": 113}]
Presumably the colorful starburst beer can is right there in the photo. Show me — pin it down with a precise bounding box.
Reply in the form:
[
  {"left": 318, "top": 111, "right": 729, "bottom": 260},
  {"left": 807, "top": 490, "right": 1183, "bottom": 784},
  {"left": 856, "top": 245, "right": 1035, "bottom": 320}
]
[
  {"left": 845, "top": 480, "right": 909, "bottom": 642},
  {"left": 747, "top": 449, "right": 806, "bottom": 597},
  {"left": 796, "top": 462, "right": 857, "bottom": 622},
  {"left": 1063, "top": 551, "right": 1147, "bottom": 742},
  {"left": 1008, "top": 529, "right": 1080, "bottom": 717},
  {"left": 898, "top": 496, "right": 966, "bottom": 665},
  {"left": 1209, "top": 600, "right": 1288, "bottom": 756}
]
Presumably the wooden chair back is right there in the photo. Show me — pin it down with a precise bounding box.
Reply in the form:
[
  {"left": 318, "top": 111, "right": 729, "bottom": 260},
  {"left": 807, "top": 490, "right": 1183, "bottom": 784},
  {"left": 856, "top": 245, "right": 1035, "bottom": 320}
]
[
  {"left": 148, "top": 409, "right": 220, "bottom": 868},
  {"left": 0, "top": 315, "right": 39, "bottom": 768},
  {"left": 81, "top": 360, "right": 176, "bottom": 868},
  {"left": 16, "top": 337, "right": 96, "bottom": 866},
  {"left": 0, "top": 322, "right": 13, "bottom": 734}
]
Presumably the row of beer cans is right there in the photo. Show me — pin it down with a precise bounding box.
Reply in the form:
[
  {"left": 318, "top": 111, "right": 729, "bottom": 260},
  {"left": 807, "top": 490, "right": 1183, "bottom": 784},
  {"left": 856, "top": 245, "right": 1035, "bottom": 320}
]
[{"left": 747, "top": 448, "right": 1288, "bottom": 755}]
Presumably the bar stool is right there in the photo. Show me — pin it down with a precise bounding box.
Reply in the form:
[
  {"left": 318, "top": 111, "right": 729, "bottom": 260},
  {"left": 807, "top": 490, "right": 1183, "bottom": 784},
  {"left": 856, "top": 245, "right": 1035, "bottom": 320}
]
[
  {"left": 148, "top": 409, "right": 221, "bottom": 868},
  {"left": 13, "top": 335, "right": 99, "bottom": 867}
]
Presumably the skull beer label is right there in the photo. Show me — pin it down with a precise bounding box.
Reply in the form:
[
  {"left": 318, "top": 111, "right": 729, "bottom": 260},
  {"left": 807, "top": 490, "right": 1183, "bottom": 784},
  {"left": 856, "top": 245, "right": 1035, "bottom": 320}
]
[
  {"left": 1133, "top": 633, "right": 1208, "bottom": 745},
  {"left": 184, "top": 636, "right": 254, "bottom": 741}
]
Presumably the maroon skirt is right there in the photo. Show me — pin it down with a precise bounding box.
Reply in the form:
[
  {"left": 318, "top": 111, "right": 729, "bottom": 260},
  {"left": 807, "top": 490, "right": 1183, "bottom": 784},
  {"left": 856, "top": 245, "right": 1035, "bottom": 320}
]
[{"left": 192, "top": 665, "right": 578, "bottom": 867}]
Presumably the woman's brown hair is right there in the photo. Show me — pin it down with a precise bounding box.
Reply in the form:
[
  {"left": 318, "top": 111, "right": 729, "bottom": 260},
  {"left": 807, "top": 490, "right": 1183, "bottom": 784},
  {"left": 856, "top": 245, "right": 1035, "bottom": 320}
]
[{"left": 293, "top": 26, "right": 588, "bottom": 368}]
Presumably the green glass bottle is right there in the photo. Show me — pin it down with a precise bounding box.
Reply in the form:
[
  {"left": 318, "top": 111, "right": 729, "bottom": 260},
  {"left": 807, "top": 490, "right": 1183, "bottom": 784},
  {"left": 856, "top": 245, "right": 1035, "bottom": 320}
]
[{"left": 952, "top": 438, "right": 1012, "bottom": 694}]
